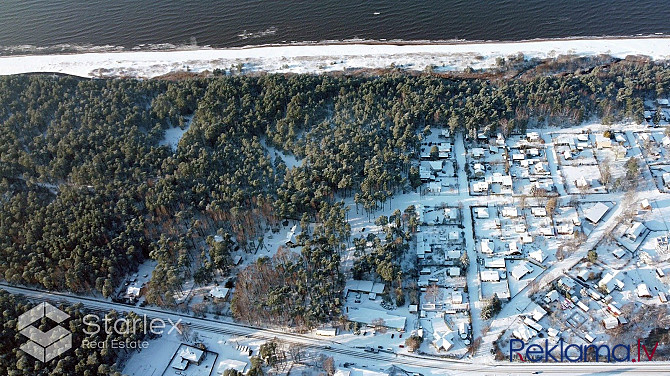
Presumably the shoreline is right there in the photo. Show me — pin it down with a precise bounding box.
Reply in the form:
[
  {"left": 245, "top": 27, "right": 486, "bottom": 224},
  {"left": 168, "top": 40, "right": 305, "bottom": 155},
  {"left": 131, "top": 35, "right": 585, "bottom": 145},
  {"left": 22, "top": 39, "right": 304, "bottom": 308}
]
[
  {"left": 2, "top": 34, "right": 669, "bottom": 57},
  {"left": 1, "top": 35, "right": 670, "bottom": 79}
]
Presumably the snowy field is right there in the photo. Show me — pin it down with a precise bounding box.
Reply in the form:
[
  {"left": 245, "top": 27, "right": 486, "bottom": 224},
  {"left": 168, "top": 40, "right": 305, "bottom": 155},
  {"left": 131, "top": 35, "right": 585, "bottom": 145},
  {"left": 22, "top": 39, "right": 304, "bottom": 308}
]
[{"left": 1, "top": 37, "right": 670, "bottom": 78}]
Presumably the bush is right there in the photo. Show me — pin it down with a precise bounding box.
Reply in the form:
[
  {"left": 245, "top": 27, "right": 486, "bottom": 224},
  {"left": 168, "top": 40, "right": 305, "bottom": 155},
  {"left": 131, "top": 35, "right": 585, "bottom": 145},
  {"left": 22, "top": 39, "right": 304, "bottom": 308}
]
[
  {"left": 405, "top": 335, "right": 423, "bottom": 351},
  {"left": 481, "top": 295, "right": 502, "bottom": 320}
]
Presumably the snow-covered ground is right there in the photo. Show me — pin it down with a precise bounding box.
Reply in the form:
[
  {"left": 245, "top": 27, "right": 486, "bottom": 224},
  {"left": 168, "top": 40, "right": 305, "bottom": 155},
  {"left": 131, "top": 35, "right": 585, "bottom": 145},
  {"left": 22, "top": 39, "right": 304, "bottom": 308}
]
[
  {"left": 159, "top": 115, "right": 193, "bottom": 151},
  {"left": 1, "top": 37, "right": 670, "bottom": 78}
]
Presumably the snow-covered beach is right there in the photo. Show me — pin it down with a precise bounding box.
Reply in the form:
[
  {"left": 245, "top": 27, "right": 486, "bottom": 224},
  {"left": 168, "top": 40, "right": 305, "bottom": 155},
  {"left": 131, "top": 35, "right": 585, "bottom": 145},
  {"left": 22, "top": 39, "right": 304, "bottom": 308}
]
[{"left": 1, "top": 37, "right": 670, "bottom": 78}]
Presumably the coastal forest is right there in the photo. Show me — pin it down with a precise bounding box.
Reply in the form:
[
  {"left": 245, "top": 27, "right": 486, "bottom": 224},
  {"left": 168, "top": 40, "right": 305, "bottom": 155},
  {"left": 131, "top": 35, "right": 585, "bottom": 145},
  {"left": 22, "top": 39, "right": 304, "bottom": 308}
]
[
  {"left": 1, "top": 57, "right": 670, "bottom": 333},
  {"left": 0, "top": 291, "right": 142, "bottom": 375}
]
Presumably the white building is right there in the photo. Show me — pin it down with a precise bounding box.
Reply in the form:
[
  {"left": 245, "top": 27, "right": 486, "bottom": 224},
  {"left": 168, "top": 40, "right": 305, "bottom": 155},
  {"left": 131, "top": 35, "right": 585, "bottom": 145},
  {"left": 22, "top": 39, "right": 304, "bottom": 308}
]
[
  {"left": 603, "top": 316, "right": 619, "bottom": 330},
  {"left": 476, "top": 207, "right": 490, "bottom": 218},
  {"left": 480, "top": 239, "right": 494, "bottom": 255},
  {"left": 575, "top": 176, "right": 589, "bottom": 189},
  {"left": 209, "top": 286, "right": 230, "bottom": 300},
  {"left": 599, "top": 271, "right": 625, "bottom": 294},
  {"left": 501, "top": 207, "right": 519, "bottom": 218},
  {"left": 481, "top": 270, "right": 500, "bottom": 282},
  {"left": 511, "top": 261, "right": 533, "bottom": 280},
  {"left": 485, "top": 258, "right": 506, "bottom": 269},
  {"left": 529, "top": 249, "right": 547, "bottom": 263},
  {"left": 531, "top": 207, "right": 547, "bottom": 217},
  {"left": 584, "top": 202, "right": 610, "bottom": 224},
  {"left": 474, "top": 181, "right": 489, "bottom": 193},
  {"left": 637, "top": 283, "right": 652, "bottom": 298},
  {"left": 625, "top": 222, "right": 647, "bottom": 242},
  {"left": 316, "top": 328, "right": 338, "bottom": 337}
]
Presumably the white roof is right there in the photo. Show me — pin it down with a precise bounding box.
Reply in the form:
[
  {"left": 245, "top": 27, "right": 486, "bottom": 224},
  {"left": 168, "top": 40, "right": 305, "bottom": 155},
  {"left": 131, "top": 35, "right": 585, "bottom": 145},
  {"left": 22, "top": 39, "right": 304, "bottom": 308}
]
[
  {"left": 172, "top": 358, "right": 188, "bottom": 370},
  {"left": 529, "top": 249, "right": 547, "bottom": 263},
  {"left": 287, "top": 224, "right": 300, "bottom": 243},
  {"left": 433, "top": 333, "right": 454, "bottom": 351},
  {"left": 347, "top": 281, "right": 386, "bottom": 295},
  {"left": 217, "top": 359, "right": 248, "bottom": 374},
  {"left": 502, "top": 207, "right": 518, "bottom": 218},
  {"left": 513, "top": 325, "right": 535, "bottom": 341},
  {"left": 539, "top": 227, "right": 554, "bottom": 236},
  {"left": 489, "top": 281, "right": 510, "bottom": 299},
  {"left": 637, "top": 283, "right": 651, "bottom": 297},
  {"left": 531, "top": 207, "right": 547, "bottom": 216},
  {"left": 210, "top": 286, "right": 229, "bottom": 299},
  {"left": 446, "top": 250, "right": 461, "bottom": 259},
  {"left": 558, "top": 277, "right": 576, "bottom": 289},
  {"left": 481, "top": 239, "right": 493, "bottom": 254},
  {"left": 474, "top": 181, "right": 489, "bottom": 191},
  {"left": 126, "top": 286, "right": 141, "bottom": 297},
  {"left": 524, "top": 317, "right": 543, "bottom": 332},
  {"left": 584, "top": 202, "right": 609, "bottom": 223},
  {"left": 485, "top": 258, "right": 506, "bottom": 268},
  {"left": 603, "top": 316, "right": 619, "bottom": 329},
  {"left": 509, "top": 241, "right": 519, "bottom": 253},
  {"left": 641, "top": 199, "right": 651, "bottom": 209},
  {"left": 575, "top": 176, "right": 589, "bottom": 188},
  {"left": 545, "top": 290, "right": 559, "bottom": 302},
  {"left": 476, "top": 207, "right": 490, "bottom": 218},
  {"left": 511, "top": 262, "right": 533, "bottom": 280},
  {"left": 626, "top": 222, "right": 646, "bottom": 238},
  {"left": 179, "top": 345, "right": 204, "bottom": 363},
  {"left": 531, "top": 305, "right": 547, "bottom": 321},
  {"left": 612, "top": 248, "right": 626, "bottom": 258},
  {"left": 481, "top": 270, "right": 500, "bottom": 282}
]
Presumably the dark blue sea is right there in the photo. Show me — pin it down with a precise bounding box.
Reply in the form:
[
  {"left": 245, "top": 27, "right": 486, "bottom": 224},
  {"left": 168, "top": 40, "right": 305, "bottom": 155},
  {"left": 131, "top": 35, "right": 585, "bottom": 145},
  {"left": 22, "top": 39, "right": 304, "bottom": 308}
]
[{"left": 1, "top": 0, "right": 669, "bottom": 54}]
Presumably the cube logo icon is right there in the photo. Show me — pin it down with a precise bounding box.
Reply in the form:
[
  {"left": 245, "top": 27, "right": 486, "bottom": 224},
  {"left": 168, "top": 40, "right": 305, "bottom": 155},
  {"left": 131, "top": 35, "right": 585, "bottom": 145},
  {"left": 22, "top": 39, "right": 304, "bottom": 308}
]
[{"left": 18, "top": 302, "right": 72, "bottom": 362}]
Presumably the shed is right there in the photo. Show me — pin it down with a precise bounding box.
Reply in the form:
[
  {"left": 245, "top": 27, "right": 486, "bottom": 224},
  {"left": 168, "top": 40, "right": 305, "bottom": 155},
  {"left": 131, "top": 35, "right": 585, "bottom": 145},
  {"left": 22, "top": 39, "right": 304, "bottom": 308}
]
[
  {"left": 637, "top": 283, "right": 652, "bottom": 298},
  {"left": 603, "top": 316, "right": 619, "bottom": 330}
]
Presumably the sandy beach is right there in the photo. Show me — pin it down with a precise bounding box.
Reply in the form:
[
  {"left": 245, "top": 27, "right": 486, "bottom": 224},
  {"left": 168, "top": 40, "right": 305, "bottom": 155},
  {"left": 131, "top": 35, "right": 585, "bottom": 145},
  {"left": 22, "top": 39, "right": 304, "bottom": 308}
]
[{"left": 1, "top": 37, "right": 669, "bottom": 78}]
